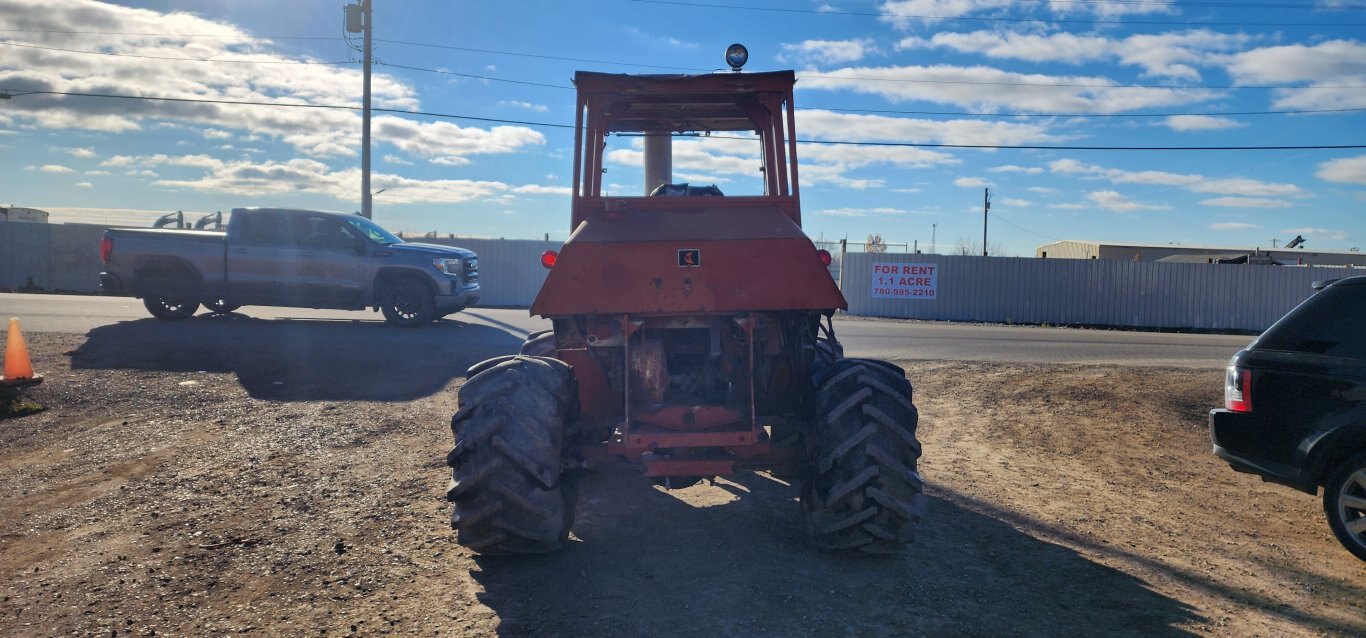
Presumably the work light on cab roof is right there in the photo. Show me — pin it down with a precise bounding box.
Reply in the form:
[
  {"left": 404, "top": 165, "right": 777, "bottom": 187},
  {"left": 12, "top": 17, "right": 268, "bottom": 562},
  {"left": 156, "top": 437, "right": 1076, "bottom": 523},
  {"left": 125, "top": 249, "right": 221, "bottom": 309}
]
[{"left": 725, "top": 43, "right": 748, "bottom": 71}]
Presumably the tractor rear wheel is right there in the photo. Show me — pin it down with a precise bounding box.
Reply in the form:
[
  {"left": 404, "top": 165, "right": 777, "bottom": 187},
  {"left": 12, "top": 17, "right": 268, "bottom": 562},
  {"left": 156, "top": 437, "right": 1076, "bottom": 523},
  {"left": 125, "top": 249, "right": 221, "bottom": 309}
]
[
  {"left": 446, "top": 356, "right": 578, "bottom": 554},
  {"left": 803, "top": 358, "right": 924, "bottom": 554}
]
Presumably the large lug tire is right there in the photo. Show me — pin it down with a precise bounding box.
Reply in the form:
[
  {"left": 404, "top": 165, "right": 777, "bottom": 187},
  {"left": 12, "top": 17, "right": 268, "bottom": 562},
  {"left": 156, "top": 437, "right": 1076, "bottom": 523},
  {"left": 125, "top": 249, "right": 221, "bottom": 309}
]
[
  {"left": 204, "top": 299, "right": 241, "bottom": 314},
  {"left": 446, "top": 356, "right": 579, "bottom": 555},
  {"left": 142, "top": 295, "right": 199, "bottom": 320},
  {"left": 379, "top": 277, "right": 436, "bottom": 327},
  {"left": 1323, "top": 452, "right": 1366, "bottom": 562},
  {"left": 803, "top": 358, "right": 925, "bottom": 554},
  {"left": 519, "top": 331, "right": 556, "bottom": 357}
]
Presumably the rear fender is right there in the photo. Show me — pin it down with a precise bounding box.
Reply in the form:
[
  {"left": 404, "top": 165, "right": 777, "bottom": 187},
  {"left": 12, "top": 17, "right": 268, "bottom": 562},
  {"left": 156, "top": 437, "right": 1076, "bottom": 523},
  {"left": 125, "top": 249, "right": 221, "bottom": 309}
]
[
  {"left": 1305, "top": 419, "right": 1366, "bottom": 485},
  {"left": 133, "top": 256, "right": 203, "bottom": 297}
]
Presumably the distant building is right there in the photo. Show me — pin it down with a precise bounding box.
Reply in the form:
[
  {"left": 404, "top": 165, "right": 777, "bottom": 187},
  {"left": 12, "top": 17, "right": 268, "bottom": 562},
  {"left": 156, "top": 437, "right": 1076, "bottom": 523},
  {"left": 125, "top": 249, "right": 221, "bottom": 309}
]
[
  {"left": 0, "top": 207, "right": 49, "bottom": 223},
  {"left": 1036, "top": 240, "right": 1364, "bottom": 267}
]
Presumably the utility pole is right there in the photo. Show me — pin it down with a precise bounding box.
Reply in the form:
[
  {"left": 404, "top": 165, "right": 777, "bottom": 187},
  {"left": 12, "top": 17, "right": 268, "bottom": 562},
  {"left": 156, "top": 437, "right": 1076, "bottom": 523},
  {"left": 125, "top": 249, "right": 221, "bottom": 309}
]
[
  {"left": 1270, "top": 238, "right": 1279, "bottom": 248},
  {"left": 345, "top": 0, "right": 374, "bottom": 219},
  {"left": 982, "top": 188, "right": 991, "bottom": 257},
  {"left": 931, "top": 223, "right": 937, "bottom": 254}
]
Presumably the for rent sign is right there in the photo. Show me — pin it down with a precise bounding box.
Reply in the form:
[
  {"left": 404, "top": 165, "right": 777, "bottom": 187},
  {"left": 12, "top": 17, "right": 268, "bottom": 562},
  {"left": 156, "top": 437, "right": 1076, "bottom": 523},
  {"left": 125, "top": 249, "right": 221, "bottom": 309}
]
[{"left": 872, "top": 262, "right": 938, "bottom": 300}]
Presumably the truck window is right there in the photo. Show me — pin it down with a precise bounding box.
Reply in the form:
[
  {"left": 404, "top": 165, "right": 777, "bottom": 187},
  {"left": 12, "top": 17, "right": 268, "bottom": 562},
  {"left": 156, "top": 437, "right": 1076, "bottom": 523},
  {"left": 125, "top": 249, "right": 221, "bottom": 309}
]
[
  {"left": 1257, "top": 285, "right": 1366, "bottom": 360},
  {"left": 293, "top": 215, "right": 359, "bottom": 250},
  {"left": 238, "top": 212, "right": 290, "bottom": 245}
]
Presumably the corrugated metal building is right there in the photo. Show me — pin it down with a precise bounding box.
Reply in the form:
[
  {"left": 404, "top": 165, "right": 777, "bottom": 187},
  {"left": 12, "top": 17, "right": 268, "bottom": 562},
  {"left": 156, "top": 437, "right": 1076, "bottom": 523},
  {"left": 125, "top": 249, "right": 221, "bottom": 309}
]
[{"left": 1035, "top": 239, "right": 1365, "bottom": 267}]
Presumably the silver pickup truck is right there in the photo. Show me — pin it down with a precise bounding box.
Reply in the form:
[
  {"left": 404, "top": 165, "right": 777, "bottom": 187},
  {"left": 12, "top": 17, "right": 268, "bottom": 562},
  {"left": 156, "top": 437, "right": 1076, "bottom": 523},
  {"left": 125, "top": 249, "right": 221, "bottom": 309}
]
[{"left": 100, "top": 207, "right": 480, "bottom": 327}]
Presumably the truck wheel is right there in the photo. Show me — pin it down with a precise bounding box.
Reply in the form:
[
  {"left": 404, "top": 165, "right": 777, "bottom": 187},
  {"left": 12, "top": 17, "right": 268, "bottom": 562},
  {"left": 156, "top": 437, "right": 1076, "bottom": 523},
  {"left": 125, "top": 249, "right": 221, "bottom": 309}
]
[
  {"left": 446, "top": 356, "right": 578, "bottom": 555},
  {"left": 803, "top": 358, "right": 924, "bottom": 554},
  {"left": 143, "top": 295, "right": 199, "bottom": 320},
  {"left": 380, "top": 277, "right": 435, "bottom": 327},
  {"left": 205, "top": 299, "right": 241, "bottom": 314},
  {"left": 1324, "top": 452, "right": 1366, "bottom": 561}
]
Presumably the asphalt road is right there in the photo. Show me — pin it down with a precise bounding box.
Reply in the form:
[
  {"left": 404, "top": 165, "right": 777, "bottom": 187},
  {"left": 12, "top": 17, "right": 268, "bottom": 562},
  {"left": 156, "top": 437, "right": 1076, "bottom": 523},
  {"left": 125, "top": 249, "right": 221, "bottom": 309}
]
[{"left": 0, "top": 293, "right": 1252, "bottom": 368}]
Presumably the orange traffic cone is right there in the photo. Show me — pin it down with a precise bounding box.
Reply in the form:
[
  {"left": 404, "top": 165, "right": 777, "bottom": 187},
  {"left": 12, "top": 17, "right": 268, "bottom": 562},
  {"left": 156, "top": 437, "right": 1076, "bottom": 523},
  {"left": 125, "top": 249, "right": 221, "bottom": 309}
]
[{"left": 2, "top": 317, "right": 40, "bottom": 383}]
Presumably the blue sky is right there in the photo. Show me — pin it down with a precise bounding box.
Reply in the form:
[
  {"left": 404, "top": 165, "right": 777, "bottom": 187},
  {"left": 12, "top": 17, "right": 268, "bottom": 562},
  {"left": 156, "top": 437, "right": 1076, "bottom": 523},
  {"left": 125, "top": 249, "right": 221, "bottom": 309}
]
[{"left": 2, "top": 0, "right": 1364, "bottom": 256}]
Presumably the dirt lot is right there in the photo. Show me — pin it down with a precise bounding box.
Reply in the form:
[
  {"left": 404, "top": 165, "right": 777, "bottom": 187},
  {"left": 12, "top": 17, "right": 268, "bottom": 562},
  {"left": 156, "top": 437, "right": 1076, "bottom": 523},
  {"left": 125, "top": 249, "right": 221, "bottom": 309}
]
[{"left": 2, "top": 319, "right": 1363, "bottom": 637}]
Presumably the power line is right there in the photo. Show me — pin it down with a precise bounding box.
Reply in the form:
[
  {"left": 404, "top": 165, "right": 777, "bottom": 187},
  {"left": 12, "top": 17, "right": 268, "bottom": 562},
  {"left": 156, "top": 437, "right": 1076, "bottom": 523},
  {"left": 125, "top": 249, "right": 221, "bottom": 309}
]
[
  {"left": 374, "top": 62, "right": 574, "bottom": 90},
  {"left": 4, "top": 89, "right": 1362, "bottom": 150},
  {"left": 990, "top": 210, "right": 1062, "bottom": 242},
  {"left": 0, "top": 41, "right": 355, "bottom": 65},
  {"left": 374, "top": 39, "right": 710, "bottom": 72},
  {"left": 0, "top": 89, "right": 573, "bottom": 128},
  {"left": 624, "top": 0, "right": 1366, "bottom": 27},
  {"left": 800, "top": 72, "right": 1366, "bottom": 90},
  {"left": 0, "top": 28, "right": 340, "bottom": 40},
  {"left": 813, "top": 106, "right": 1366, "bottom": 118}
]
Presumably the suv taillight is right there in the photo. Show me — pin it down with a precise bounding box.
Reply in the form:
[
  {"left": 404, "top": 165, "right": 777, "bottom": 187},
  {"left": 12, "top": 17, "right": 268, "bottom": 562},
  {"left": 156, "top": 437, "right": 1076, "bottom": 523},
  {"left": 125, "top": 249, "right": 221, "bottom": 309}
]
[
  {"left": 1225, "top": 366, "right": 1252, "bottom": 412},
  {"left": 100, "top": 236, "right": 113, "bottom": 264}
]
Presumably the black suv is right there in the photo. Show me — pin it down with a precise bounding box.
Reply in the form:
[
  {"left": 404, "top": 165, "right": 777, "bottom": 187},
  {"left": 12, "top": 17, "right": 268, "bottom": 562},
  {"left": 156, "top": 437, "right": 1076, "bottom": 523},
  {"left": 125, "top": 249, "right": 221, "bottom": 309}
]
[{"left": 1210, "top": 275, "right": 1366, "bottom": 561}]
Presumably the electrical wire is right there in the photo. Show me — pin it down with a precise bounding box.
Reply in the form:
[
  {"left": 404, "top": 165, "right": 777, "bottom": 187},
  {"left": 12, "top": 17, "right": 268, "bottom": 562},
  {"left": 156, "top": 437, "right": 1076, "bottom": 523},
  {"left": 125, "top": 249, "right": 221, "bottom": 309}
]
[
  {"left": 0, "top": 40, "right": 355, "bottom": 65},
  {"left": 4, "top": 89, "right": 1361, "bottom": 149},
  {"left": 624, "top": 0, "right": 1366, "bottom": 27},
  {"left": 374, "top": 62, "right": 574, "bottom": 90},
  {"left": 812, "top": 105, "right": 1366, "bottom": 118},
  {"left": 374, "top": 39, "right": 711, "bottom": 72}
]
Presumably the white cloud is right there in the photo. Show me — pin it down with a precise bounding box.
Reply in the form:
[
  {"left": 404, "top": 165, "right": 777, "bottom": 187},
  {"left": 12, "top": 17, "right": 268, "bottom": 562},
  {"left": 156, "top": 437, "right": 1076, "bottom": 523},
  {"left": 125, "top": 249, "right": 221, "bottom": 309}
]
[
  {"left": 26, "top": 164, "right": 76, "bottom": 174},
  {"left": 512, "top": 184, "right": 572, "bottom": 196},
  {"left": 819, "top": 207, "right": 925, "bottom": 217},
  {"left": 1047, "top": 159, "right": 1308, "bottom": 198},
  {"left": 1162, "top": 115, "right": 1245, "bottom": 132},
  {"left": 1222, "top": 40, "right": 1366, "bottom": 110},
  {"left": 988, "top": 165, "right": 1043, "bottom": 174},
  {"left": 1200, "top": 197, "right": 1292, "bottom": 209},
  {"left": 84, "top": 169, "right": 112, "bottom": 176},
  {"left": 622, "top": 26, "right": 698, "bottom": 50},
  {"left": 383, "top": 154, "right": 414, "bottom": 166},
  {"left": 897, "top": 30, "right": 1247, "bottom": 80},
  {"left": 953, "top": 177, "right": 990, "bottom": 187},
  {"left": 1027, "top": 186, "right": 1059, "bottom": 194},
  {"left": 67, "top": 147, "right": 96, "bottom": 158},
  {"left": 799, "top": 109, "right": 1054, "bottom": 146},
  {"left": 75, "top": 181, "right": 93, "bottom": 188},
  {"left": 1208, "top": 222, "right": 1261, "bottom": 230},
  {"left": 0, "top": 0, "right": 540, "bottom": 162},
  {"left": 150, "top": 157, "right": 511, "bottom": 205},
  {"left": 499, "top": 100, "right": 549, "bottom": 113},
  {"left": 779, "top": 39, "right": 875, "bottom": 65},
  {"left": 1282, "top": 227, "right": 1349, "bottom": 241},
  {"left": 1087, "top": 190, "right": 1169, "bottom": 212},
  {"left": 877, "top": 0, "right": 1170, "bottom": 31},
  {"left": 1317, "top": 155, "right": 1366, "bottom": 185},
  {"left": 801, "top": 65, "right": 1219, "bottom": 114},
  {"left": 1000, "top": 198, "right": 1031, "bottom": 207}
]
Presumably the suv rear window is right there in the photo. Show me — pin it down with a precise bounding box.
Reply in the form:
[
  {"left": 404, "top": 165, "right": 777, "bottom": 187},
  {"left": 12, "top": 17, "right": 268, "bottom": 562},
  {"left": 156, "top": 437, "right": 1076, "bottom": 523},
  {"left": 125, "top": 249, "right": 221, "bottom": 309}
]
[{"left": 1256, "top": 284, "right": 1366, "bottom": 359}]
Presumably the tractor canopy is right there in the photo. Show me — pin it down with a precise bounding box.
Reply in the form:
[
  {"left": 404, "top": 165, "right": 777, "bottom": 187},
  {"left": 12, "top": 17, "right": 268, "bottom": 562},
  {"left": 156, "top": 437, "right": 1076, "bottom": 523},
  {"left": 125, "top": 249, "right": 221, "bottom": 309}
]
[{"left": 531, "top": 70, "right": 847, "bottom": 317}]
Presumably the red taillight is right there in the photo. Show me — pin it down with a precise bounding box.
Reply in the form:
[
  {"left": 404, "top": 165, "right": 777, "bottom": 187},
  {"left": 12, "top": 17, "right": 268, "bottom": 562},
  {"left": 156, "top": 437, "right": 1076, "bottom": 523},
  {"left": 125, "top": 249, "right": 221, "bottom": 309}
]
[
  {"left": 1225, "top": 366, "right": 1252, "bottom": 412},
  {"left": 100, "top": 236, "right": 113, "bottom": 264},
  {"left": 817, "top": 249, "right": 832, "bottom": 266},
  {"left": 540, "top": 250, "right": 558, "bottom": 269}
]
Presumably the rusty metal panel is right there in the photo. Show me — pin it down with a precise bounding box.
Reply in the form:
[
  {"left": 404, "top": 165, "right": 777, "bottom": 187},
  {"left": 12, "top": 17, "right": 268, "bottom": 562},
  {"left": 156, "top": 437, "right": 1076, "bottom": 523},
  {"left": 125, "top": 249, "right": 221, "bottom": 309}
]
[
  {"left": 0, "top": 222, "right": 53, "bottom": 290},
  {"left": 842, "top": 253, "right": 1356, "bottom": 332}
]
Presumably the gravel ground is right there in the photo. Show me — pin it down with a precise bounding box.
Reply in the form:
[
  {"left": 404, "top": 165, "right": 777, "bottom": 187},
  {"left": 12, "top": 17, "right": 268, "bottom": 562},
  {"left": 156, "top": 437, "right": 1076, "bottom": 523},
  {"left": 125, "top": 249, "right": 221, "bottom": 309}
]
[{"left": 1, "top": 322, "right": 1364, "bottom": 637}]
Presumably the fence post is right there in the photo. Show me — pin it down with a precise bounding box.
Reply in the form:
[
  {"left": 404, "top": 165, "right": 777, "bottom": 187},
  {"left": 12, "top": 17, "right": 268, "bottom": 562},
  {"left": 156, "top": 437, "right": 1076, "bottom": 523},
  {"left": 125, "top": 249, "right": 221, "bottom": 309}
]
[{"left": 838, "top": 238, "right": 848, "bottom": 292}]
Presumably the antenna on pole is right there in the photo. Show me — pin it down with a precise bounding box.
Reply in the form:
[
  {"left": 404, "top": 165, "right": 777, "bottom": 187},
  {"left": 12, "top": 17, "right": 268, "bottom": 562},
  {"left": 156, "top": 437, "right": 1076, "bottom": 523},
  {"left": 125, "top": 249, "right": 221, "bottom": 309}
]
[{"left": 982, "top": 188, "right": 991, "bottom": 257}]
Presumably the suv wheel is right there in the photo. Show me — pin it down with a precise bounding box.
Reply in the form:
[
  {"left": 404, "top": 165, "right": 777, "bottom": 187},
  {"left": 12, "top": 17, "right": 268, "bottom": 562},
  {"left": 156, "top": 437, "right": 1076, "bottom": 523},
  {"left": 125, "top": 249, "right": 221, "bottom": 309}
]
[{"left": 1324, "top": 452, "right": 1366, "bottom": 561}]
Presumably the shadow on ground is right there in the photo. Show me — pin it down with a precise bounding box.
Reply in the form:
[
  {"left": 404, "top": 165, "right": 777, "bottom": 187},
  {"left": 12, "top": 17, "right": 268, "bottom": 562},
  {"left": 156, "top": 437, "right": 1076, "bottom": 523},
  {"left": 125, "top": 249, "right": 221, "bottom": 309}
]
[
  {"left": 70, "top": 313, "right": 522, "bottom": 401},
  {"left": 470, "top": 471, "right": 1202, "bottom": 637}
]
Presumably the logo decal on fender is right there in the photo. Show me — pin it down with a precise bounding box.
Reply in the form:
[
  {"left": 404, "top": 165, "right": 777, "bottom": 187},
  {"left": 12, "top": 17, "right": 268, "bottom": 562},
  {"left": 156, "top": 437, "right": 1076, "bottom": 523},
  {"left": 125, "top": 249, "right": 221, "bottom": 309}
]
[{"left": 678, "top": 249, "right": 701, "bottom": 268}]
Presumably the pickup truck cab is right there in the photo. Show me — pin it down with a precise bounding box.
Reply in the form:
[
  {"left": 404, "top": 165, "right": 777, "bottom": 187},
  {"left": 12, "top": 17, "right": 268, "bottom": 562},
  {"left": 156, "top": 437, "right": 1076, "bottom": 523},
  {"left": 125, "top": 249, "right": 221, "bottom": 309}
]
[{"left": 100, "top": 207, "right": 480, "bottom": 327}]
